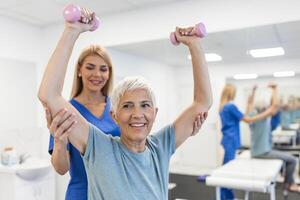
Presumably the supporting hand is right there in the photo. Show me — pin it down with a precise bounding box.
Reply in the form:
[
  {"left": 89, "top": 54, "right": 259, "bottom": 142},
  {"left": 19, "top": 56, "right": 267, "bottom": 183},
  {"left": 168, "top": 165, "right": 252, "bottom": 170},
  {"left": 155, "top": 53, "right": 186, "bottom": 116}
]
[
  {"left": 191, "top": 112, "right": 208, "bottom": 136},
  {"left": 44, "top": 108, "right": 77, "bottom": 146}
]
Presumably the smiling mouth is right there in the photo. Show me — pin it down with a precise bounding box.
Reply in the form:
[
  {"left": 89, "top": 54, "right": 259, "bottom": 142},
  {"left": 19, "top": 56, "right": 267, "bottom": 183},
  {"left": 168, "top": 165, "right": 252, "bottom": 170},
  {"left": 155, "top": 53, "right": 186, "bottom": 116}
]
[
  {"left": 90, "top": 80, "right": 102, "bottom": 85},
  {"left": 129, "top": 123, "right": 146, "bottom": 127}
]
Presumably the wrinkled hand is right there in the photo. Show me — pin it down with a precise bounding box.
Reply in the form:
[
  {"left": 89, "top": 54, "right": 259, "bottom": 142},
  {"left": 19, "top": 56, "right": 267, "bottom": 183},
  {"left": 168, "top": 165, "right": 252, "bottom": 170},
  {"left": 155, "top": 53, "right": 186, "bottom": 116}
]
[
  {"left": 173, "top": 26, "right": 201, "bottom": 47},
  {"left": 44, "top": 108, "right": 77, "bottom": 145},
  {"left": 191, "top": 112, "right": 208, "bottom": 136}
]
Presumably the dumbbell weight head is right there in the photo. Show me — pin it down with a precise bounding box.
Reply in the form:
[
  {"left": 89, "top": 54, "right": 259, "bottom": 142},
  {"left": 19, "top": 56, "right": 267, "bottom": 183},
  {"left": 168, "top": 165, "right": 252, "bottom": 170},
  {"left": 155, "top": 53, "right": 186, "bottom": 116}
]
[
  {"left": 63, "top": 4, "right": 81, "bottom": 23},
  {"left": 90, "top": 16, "right": 100, "bottom": 31},
  {"left": 169, "top": 32, "right": 179, "bottom": 46},
  {"left": 170, "top": 22, "right": 207, "bottom": 45},
  {"left": 63, "top": 4, "right": 100, "bottom": 31},
  {"left": 194, "top": 22, "right": 207, "bottom": 38}
]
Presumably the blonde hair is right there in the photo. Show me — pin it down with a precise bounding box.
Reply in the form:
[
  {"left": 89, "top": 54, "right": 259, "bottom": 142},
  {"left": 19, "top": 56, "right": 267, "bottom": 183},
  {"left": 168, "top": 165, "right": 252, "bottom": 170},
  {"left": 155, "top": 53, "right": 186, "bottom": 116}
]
[
  {"left": 110, "top": 76, "right": 156, "bottom": 113},
  {"left": 219, "top": 84, "right": 236, "bottom": 111},
  {"left": 70, "top": 45, "right": 114, "bottom": 98}
]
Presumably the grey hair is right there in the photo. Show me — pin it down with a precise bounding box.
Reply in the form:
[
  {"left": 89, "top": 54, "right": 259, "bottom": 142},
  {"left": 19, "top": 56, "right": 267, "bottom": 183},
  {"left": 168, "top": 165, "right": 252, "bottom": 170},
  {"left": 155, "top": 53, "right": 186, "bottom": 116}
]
[
  {"left": 110, "top": 76, "right": 156, "bottom": 113},
  {"left": 253, "top": 88, "right": 272, "bottom": 113}
]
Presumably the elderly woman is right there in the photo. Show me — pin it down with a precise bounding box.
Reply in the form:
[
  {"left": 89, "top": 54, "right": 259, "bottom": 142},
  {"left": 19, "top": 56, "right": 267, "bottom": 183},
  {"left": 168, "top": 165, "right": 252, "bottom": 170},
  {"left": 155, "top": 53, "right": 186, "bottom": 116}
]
[{"left": 38, "top": 13, "right": 212, "bottom": 199}]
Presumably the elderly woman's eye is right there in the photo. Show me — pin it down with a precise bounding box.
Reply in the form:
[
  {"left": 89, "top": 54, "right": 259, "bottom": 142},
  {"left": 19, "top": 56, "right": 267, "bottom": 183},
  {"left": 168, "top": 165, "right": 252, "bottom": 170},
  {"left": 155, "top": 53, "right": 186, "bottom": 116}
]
[
  {"left": 122, "top": 104, "right": 132, "bottom": 109},
  {"left": 142, "top": 103, "right": 151, "bottom": 108}
]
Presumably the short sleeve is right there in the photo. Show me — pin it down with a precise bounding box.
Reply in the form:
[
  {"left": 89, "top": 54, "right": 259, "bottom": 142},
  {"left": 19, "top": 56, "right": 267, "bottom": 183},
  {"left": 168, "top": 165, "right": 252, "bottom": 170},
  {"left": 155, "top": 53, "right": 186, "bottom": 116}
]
[
  {"left": 82, "top": 123, "right": 114, "bottom": 163},
  {"left": 149, "top": 124, "right": 175, "bottom": 158},
  {"left": 228, "top": 104, "right": 244, "bottom": 121}
]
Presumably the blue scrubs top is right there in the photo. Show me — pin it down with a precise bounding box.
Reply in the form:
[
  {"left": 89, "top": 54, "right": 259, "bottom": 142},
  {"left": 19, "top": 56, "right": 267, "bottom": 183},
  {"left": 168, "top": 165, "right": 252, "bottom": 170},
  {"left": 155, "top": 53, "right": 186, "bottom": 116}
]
[
  {"left": 271, "top": 111, "right": 281, "bottom": 131},
  {"left": 220, "top": 103, "right": 244, "bottom": 149},
  {"left": 48, "top": 97, "right": 120, "bottom": 200}
]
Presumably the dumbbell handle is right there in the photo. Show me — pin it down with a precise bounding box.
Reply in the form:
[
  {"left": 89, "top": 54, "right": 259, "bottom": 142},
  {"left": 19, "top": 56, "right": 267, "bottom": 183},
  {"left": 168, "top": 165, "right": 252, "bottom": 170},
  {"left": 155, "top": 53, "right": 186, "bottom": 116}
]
[
  {"left": 170, "top": 22, "right": 207, "bottom": 46},
  {"left": 63, "top": 4, "right": 100, "bottom": 31}
]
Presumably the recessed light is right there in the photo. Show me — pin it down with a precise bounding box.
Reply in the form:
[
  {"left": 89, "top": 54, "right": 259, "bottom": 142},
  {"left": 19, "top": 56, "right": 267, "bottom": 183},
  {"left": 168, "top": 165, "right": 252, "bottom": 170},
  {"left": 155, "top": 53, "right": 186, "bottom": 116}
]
[
  {"left": 188, "top": 53, "right": 222, "bottom": 62},
  {"left": 248, "top": 47, "right": 285, "bottom": 58},
  {"left": 233, "top": 73, "right": 258, "bottom": 80},
  {"left": 273, "top": 71, "right": 295, "bottom": 77}
]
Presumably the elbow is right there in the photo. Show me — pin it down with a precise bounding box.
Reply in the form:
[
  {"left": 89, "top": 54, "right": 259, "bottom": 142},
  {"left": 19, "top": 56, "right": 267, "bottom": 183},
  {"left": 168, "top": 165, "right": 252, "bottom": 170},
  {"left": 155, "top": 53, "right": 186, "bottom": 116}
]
[
  {"left": 51, "top": 159, "right": 69, "bottom": 175},
  {"left": 38, "top": 90, "right": 47, "bottom": 105},
  {"left": 194, "top": 101, "right": 213, "bottom": 113},
  {"left": 56, "top": 169, "right": 68, "bottom": 175},
  {"left": 38, "top": 84, "right": 49, "bottom": 103},
  {"left": 196, "top": 96, "right": 213, "bottom": 111},
  {"left": 38, "top": 87, "right": 58, "bottom": 106}
]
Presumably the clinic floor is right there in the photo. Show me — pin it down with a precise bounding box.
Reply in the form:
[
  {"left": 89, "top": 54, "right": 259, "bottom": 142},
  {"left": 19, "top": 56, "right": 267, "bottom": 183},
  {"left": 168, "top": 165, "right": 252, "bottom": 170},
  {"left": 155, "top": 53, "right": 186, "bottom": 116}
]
[{"left": 169, "top": 173, "right": 300, "bottom": 200}]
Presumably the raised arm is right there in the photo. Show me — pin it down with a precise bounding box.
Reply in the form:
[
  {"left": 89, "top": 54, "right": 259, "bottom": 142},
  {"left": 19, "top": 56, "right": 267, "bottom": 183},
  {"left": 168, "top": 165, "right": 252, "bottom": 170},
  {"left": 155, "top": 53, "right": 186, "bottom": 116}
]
[
  {"left": 242, "top": 84, "right": 278, "bottom": 123},
  {"left": 173, "top": 26, "right": 213, "bottom": 148},
  {"left": 38, "top": 16, "right": 95, "bottom": 154},
  {"left": 245, "top": 86, "right": 256, "bottom": 115}
]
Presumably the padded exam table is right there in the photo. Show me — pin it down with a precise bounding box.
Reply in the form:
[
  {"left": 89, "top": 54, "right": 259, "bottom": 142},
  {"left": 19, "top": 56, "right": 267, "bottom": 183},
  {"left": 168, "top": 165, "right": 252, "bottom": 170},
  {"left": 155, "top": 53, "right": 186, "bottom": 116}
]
[{"left": 206, "top": 151, "right": 283, "bottom": 200}]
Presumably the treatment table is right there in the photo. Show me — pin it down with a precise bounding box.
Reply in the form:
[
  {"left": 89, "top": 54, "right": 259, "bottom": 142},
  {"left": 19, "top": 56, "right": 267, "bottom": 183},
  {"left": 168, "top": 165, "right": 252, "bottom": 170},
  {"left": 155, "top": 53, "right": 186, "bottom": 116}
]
[{"left": 206, "top": 151, "right": 283, "bottom": 200}]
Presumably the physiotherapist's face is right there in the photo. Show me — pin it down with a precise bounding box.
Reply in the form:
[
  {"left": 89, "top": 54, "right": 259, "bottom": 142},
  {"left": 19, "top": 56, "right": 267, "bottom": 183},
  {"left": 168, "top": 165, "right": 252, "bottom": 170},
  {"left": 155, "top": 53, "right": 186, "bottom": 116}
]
[{"left": 79, "top": 55, "right": 109, "bottom": 93}]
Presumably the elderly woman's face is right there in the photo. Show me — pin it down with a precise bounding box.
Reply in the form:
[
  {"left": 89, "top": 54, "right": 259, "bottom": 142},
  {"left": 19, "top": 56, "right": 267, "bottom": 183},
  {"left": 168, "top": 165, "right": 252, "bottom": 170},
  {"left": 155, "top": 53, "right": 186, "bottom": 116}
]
[{"left": 113, "top": 89, "right": 157, "bottom": 143}]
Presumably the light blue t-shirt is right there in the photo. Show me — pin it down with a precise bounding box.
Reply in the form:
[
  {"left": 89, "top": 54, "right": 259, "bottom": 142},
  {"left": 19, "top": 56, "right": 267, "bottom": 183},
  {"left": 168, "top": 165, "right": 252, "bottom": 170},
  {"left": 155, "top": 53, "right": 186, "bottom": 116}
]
[
  {"left": 82, "top": 123, "right": 175, "bottom": 200},
  {"left": 280, "top": 111, "right": 292, "bottom": 129},
  {"left": 249, "top": 111, "right": 272, "bottom": 157}
]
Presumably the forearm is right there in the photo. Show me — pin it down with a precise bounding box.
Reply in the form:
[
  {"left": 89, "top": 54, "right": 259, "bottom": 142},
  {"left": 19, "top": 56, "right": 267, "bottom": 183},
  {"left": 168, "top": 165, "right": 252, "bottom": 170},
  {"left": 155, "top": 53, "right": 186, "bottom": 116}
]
[
  {"left": 245, "top": 89, "right": 256, "bottom": 114},
  {"left": 243, "top": 109, "right": 271, "bottom": 123},
  {"left": 271, "top": 88, "right": 278, "bottom": 109},
  {"left": 173, "top": 41, "right": 211, "bottom": 148},
  {"left": 245, "top": 99, "right": 254, "bottom": 115},
  {"left": 245, "top": 104, "right": 252, "bottom": 115},
  {"left": 51, "top": 140, "right": 70, "bottom": 175},
  {"left": 38, "top": 28, "right": 80, "bottom": 102},
  {"left": 189, "top": 42, "right": 213, "bottom": 109}
]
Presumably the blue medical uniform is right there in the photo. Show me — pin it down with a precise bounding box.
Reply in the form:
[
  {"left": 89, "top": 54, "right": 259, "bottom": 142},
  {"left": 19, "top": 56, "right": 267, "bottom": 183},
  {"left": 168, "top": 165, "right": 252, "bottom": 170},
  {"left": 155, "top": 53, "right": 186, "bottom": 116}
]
[
  {"left": 271, "top": 111, "right": 281, "bottom": 131},
  {"left": 48, "top": 97, "right": 120, "bottom": 200},
  {"left": 219, "top": 103, "right": 244, "bottom": 200}
]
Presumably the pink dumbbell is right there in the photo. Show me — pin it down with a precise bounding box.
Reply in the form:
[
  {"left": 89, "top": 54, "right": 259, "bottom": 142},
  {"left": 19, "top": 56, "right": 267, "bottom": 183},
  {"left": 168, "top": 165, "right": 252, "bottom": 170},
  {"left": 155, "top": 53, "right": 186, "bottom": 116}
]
[
  {"left": 63, "top": 4, "right": 100, "bottom": 31},
  {"left": 170, "top": 22, "right": 207, "bottom": 46}
]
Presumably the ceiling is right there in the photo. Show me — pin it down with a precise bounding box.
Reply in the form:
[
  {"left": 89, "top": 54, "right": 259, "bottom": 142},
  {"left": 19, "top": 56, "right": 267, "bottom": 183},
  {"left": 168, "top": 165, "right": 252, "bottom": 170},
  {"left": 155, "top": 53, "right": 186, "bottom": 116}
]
[
  {"left": 0, "top": 0, "right": 300, "bottom": 68},
  {"left": 0, "top": 0, "right": 186, "bottom": 26},
  {"left": 111, "top": 20, "right": 300, "bottom": 68}
]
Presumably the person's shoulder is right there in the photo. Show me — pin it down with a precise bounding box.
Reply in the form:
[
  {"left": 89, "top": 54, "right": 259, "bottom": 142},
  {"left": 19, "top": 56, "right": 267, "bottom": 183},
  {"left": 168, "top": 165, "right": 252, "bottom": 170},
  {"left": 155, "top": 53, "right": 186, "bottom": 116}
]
[
  {"left": 149, "top": 124, "right": 174, "bottom": 141},
  {"left": 156, "top": 124, "right": 174, "bottom": 134},
  {"left": 223, "top": 102, "right": 237, "bottom": 110},
  {"left": 89, "top": 123, "right": 110, "bottom": 138}
]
